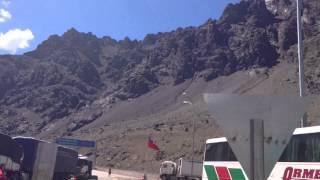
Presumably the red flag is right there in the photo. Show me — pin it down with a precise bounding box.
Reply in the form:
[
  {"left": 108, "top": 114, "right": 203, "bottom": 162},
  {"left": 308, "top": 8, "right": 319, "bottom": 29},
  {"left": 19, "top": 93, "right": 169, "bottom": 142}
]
[{"left": 147, "top": 136, "right": 160, "bottom": 151}]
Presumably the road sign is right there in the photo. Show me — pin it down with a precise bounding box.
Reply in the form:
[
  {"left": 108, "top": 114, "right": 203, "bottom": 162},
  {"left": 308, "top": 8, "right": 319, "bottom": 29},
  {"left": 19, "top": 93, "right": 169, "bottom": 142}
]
[
  {"left": 56, "top": 138, "right": 96, "bottom": 148},
  {"left": 204, "top": 94, "right": 309, "bottom": 179}
]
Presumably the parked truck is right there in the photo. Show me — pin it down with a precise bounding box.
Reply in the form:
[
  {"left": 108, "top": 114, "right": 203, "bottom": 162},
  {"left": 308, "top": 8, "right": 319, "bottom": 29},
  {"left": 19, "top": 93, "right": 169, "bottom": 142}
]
[
  {"left": 13, "top": 137, "right": 79, "bottom": 180},
  {"left": 0, "top": 133, "right": 23, "bottom": 180},
  {"left": 160, "top": 158, "right": 202, "bottom": 180}
]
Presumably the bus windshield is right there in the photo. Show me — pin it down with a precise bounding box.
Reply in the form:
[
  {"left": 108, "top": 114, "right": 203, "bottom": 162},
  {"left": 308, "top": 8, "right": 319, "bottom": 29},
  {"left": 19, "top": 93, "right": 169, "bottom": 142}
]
[
  {"left": 280, "top": 132, "right": 320, "bottom": 162},
  {"left": 205, "top": 141, "right": 237, "bottom": 162}
]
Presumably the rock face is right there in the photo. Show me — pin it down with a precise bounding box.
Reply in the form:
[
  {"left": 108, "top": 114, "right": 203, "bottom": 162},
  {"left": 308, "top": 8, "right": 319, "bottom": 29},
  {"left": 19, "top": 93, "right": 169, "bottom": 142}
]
[{"left": 0, "top": 0, "right": 319, "bottom": 137}]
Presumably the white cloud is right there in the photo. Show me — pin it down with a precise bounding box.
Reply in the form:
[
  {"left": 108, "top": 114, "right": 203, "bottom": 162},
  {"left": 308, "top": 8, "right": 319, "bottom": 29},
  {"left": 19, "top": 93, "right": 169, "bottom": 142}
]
[
  {"left": 0, "top": 29, "right": 34, "bottom": 54},
  {"left": 0, "top": 8, "right": 11, "bottom": 22},
  {"left": 1, "top": 0, "right": 10, "bottom": 8}
]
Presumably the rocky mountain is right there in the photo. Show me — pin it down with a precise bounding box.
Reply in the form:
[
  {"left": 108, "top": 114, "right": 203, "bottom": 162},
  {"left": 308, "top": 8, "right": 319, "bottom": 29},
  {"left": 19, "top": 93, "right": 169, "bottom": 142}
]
[{"left": 0, "top": 0, "right": 320, "bottom": 172}]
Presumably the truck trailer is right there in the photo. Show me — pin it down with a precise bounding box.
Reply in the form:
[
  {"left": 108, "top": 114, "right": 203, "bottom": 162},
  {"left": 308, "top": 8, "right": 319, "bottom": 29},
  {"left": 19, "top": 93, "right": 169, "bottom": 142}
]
[{"left": 13, "top": 137, "right": 78, "bottom": 180}]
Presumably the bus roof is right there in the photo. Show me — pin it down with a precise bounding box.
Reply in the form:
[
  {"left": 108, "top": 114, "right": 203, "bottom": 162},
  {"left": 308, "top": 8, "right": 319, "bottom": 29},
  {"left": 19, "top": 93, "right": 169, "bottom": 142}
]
[
  {"left": 293, "top": 125, "right": 320, "bottom": 135},
  {"left": 206, "top": 137, "right": 227, "bottom": 144},
  {"left": 206, "top": 126, "right": 320, "bottom": 144}
]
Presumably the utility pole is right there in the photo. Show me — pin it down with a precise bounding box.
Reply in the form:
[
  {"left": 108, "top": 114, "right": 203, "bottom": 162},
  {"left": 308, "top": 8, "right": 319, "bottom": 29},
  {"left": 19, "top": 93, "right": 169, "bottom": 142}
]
[{"left": 297, "top": 0, "right": 305, "bottom": 127}]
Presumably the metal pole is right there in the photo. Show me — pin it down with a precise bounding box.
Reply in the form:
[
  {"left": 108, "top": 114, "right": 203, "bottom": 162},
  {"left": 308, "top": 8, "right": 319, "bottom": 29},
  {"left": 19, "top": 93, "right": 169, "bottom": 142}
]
[
  {"left": 250, "top": 119, "right": 264, "bottom": 180},
  {"left": 297, "top": 0, "right": 305, "bottom": 127},
  {"left": 182, "top": 92, "right": 196, "bottom": 176},
  {"left": 191, "top": 113, "right": 195, "bottom": 176}
]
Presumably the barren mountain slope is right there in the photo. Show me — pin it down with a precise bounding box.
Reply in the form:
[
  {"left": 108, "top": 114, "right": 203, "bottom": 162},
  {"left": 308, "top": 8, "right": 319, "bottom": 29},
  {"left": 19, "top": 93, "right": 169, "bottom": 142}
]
[{"left": 57, "top": 61, "right": 320, "bottom": 172}]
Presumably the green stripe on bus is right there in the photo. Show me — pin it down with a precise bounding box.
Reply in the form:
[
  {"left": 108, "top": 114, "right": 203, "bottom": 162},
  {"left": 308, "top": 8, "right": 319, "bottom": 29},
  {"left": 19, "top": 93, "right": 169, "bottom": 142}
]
[
  {"left": 229, "top": 168, "right": 246, "bottom": 180},
  {"left": 204, "top": 165, "right": 218, "bottom": 180}
]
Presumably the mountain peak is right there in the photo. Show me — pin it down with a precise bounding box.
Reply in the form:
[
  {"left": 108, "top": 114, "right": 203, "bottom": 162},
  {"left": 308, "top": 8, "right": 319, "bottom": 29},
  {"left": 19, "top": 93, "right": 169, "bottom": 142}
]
[{"left": 63, "top": 27, "right": 80, "bottom": 37}]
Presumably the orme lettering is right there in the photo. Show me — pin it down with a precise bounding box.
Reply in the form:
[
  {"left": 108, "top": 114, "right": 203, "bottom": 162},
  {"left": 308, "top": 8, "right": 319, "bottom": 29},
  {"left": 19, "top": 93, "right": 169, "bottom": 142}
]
[{"left": 283, "top": 167, "right": 320, "bottom": 179}]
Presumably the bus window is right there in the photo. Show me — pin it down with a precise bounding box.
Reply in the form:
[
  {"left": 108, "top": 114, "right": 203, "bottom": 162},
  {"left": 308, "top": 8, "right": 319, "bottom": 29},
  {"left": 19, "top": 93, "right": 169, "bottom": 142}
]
[
  {"left": 280, "top": 133, "right": 320, "bottom": 162},
  {"left": 205, "top": 142, "right": 237, "bottom": 161}
]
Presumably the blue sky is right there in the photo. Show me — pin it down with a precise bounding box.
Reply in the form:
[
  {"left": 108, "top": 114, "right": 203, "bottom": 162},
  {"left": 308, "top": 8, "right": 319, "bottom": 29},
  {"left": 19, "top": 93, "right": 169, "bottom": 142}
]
[{"left": 0, "top": 0, "right": 239, "bottom": 55}]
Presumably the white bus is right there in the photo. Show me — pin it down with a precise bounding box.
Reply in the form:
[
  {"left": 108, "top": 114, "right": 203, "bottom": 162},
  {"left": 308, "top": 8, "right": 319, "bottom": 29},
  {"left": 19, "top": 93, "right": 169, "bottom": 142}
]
[{"left": 203, "top": 126, "right": 320, "bottom": 180}]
